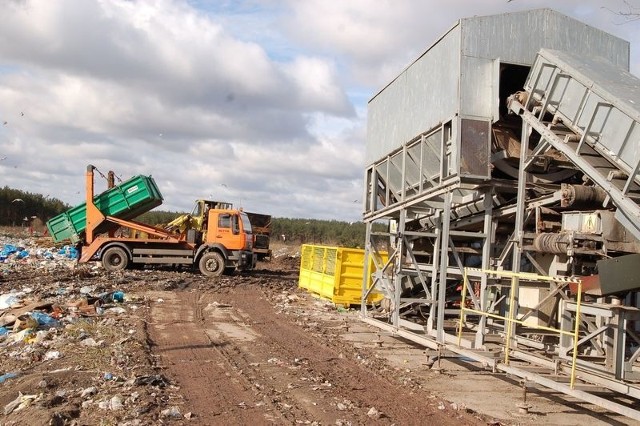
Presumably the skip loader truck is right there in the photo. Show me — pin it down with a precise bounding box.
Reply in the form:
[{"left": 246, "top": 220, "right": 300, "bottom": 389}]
[{"left": 46, "top": 165, "right": 256, "bottom": 276}]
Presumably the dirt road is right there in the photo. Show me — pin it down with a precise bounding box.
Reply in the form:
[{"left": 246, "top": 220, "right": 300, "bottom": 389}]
[
  {"left": 147, "top": 271, "right": 481, "bottom": 425},
  {"left": 2, "top": 238, "right": 635, "bottom": 425}
]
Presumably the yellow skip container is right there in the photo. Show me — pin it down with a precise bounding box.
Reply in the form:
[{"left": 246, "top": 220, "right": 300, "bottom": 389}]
[{"left": 298, "top": 244, "right": 387, "bottom": 306}]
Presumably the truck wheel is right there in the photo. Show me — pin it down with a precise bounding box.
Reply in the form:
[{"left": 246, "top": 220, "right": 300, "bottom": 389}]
[
  {"left": 199, "top": 252, "right": 225, "bottom": 277},
  {"left": 102, "top": 247, "right": 129, "bottom": 272}
]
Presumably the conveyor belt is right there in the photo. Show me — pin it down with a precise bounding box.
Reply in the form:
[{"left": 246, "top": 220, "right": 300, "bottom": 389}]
[{"left": 509, "top": 48, "right": 640, "bottom": 240}]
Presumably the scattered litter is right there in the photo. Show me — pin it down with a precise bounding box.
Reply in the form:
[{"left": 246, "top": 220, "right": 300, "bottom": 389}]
[
  {"left": 0, "top": 244, "right": 19, "bottom": 260},
  {"left": 81, "top": 387, "right": 97, "bottom": 398},
  {"left": 80, "top": 337, "right": 103, "bottom": 347},
  {"left": 58, "top": 245, "right": 79, "bottom": 259},
  {"left": 367, "top": 407, "right": 382, "bottom": 419},
  {"left": 160, "top": 406, "right": 182, "bottom": 418},
  {"left": 134, "top": 374, "right": 169, "bottom": 388},
  {"left": 98, "top": 291, "right": 125, "bottom": 304},
  {"left": 0, "top": 292, "right": 22, "bottom": 309},
  {"left": 106, "top": 307, "right": 126, "bottom": 315},
  {"left": 30, "top": 311, "right": 59, "bottom": 328},
  {"left": 0, "top": 372, "right": 19, "bottom": 384},
  {"left": 4, "top": 392, "right": 40, "bottom": 415},
  {"left": 44, "top": 350, "right": 61, "bottom": 360},
  {"left": 110, "top": 395, "right": 123, "bottom": 411}
]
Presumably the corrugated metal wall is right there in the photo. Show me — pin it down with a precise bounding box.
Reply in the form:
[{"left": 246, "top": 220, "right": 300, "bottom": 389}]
[
  {"left": 366, "top": 8, "right": 630, "bottom": 165},
  {"left": 367, "top": 25, "right": 461, "bottom": 163}
]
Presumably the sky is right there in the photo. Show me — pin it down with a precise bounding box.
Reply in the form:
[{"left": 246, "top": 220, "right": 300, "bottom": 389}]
[{"left": 0, "top": 0, "right": 639, "bottom": 222}]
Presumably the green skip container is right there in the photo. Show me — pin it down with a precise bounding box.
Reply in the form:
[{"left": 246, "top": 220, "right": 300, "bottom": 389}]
[{"left": 46, "top": 175, "right": 163, "bottom": 243}]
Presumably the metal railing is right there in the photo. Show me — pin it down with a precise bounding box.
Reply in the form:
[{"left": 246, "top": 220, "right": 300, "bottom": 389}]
[{"left": 457, "top": 268, "right": 583, "bottom": 388}]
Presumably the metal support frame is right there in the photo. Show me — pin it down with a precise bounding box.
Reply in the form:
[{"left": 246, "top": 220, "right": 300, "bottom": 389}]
[{"left": 360, "top": 54, "right": 640, "bottom": 420}]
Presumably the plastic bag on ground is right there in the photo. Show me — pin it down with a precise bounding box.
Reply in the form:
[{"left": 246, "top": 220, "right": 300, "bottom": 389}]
[{"left": 30, "top": 312, "right": 59, "bottom": 328}]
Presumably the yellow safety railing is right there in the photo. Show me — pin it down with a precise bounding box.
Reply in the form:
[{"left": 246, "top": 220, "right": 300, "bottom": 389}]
[{"left": 457, "top": 268, "right": 583, "bottom": 389}]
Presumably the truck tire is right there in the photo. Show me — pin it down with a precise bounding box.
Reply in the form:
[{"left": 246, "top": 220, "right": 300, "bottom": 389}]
[
  {"left": 102, "top": 247, "right": 129, "bottom": 272},
  {"left": 199, "top": 252, "right": 225, "bottom": 277}
]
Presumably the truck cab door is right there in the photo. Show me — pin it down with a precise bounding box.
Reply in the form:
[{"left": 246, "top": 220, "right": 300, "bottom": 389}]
[{"left": 208, "top": 212, "right": 244, "bottom": 250}]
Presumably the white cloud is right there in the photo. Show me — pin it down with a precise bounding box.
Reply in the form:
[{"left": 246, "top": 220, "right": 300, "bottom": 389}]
[
  {"left": 280, "top": 0, "right": 640, "bottom": 87},
  {"left": 0, "top": 0, "right": 639, "bottom": 224}
]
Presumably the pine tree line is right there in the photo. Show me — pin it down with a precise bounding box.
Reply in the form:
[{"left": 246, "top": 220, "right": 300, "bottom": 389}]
[
  {"left": 138, "top": 211, "right": 384, "bottom": 247},
  {"left": 0, "top": 186, "right": 69, "bottom": 226},
  {"left": 1, "top": 186, "right": 385, "bottom": 247}
]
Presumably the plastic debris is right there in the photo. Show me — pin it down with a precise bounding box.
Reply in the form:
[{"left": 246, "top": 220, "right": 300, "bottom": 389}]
[
  {"left": 0, "top": 293, "right": 22, "bottom": 309},
  {"left": 98, "top": 290, "right": 126, "bottom": 304},
  {"left": 15, "top": 250, "right": 29, "bottom": 259},
  {"left": 81, "top": 386, "right": 97, "bottom": 398},
  {"left": 0, "top": 372, "right": 18, "bottom": 384},
  {"left": 97, "top": 395, "right": 123, "bottom": 411},
  {"left": 44, "top": 350, "right": 61, "bottom": 360},
  {"left": 30, "top": 311, "right": 59, "bottom": 328},
  {"left": 0, "top": 244, "right": 19, "bottom": 261},
  {"left": 80, "top": 337, "right": 102, "bottom": 347},
  {"left": 160, "top": 406, "right": 182, "bottom": 419},
  {"left": 11, "top": 328, "right": 32, "bottom": 342},
  {"left": 112, "top": 291, "right": 125, "bottom": 303},
  {"left": 58, "top": 245, "right": 79, "bottom": 259},
  {"left": 4, "top": 392, "right": 40, "bottom": 415},
  {"left": 134, "top": 375, "right": 169, "bottom": 388},
  {"left": 110, "top": 395, "right": 123, "bottom": 411}
]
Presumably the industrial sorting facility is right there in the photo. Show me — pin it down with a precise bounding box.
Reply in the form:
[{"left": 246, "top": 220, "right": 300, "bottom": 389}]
[{"left": 361, "top": 9, "right": 640, "bottom": 421}]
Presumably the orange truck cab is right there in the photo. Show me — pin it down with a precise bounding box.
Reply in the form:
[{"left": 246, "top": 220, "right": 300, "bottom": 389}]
[{"left": 196, "top": 208, "right": 256, "bottom": 275}]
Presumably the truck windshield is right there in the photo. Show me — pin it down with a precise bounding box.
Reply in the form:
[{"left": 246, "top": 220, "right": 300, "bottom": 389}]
[
  {"left": 240, "top": 212, "right": 252, "bottom": 234},
  {"left": 190, "top": 202, "right": 202, "bottom": 217}
]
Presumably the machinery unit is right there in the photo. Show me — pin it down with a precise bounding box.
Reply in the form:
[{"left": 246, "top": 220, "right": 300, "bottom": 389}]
[
  {"left": 361, "top": 9, "right": 640, "bottom": 420},
  {"left": 245, "top": 212, "right": 272, "bottom": 260}
]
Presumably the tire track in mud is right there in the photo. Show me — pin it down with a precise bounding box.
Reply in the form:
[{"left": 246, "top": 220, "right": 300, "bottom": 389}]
[
  {"left": 215, "top": 286, "right": 480, "bottom": 425},
  {"left": 147, "top": 290, "right": 290, "bottom": 424},
  {"left": 147, "top": 286, "right": 481, "bottom": 425},
  {"left": 149, "top": 292, "right": 322, "bottom": 424}
]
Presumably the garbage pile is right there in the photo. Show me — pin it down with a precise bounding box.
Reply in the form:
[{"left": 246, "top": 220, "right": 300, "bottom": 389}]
[
  {"left": 1, "top": 238, "right": 79, "bottom": 278},
  {"left": 0, "top": 252, "right": 178, "bottom": 424}
]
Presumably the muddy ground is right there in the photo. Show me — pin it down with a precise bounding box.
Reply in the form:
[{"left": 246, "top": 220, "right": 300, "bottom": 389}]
[{"left": 0, "top": 236, "right": 634, "bottom": 425}]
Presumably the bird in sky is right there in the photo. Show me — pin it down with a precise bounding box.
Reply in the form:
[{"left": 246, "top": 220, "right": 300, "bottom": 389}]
[{"left": 0, "top": 156, "right": 6, "bottom": 161}]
